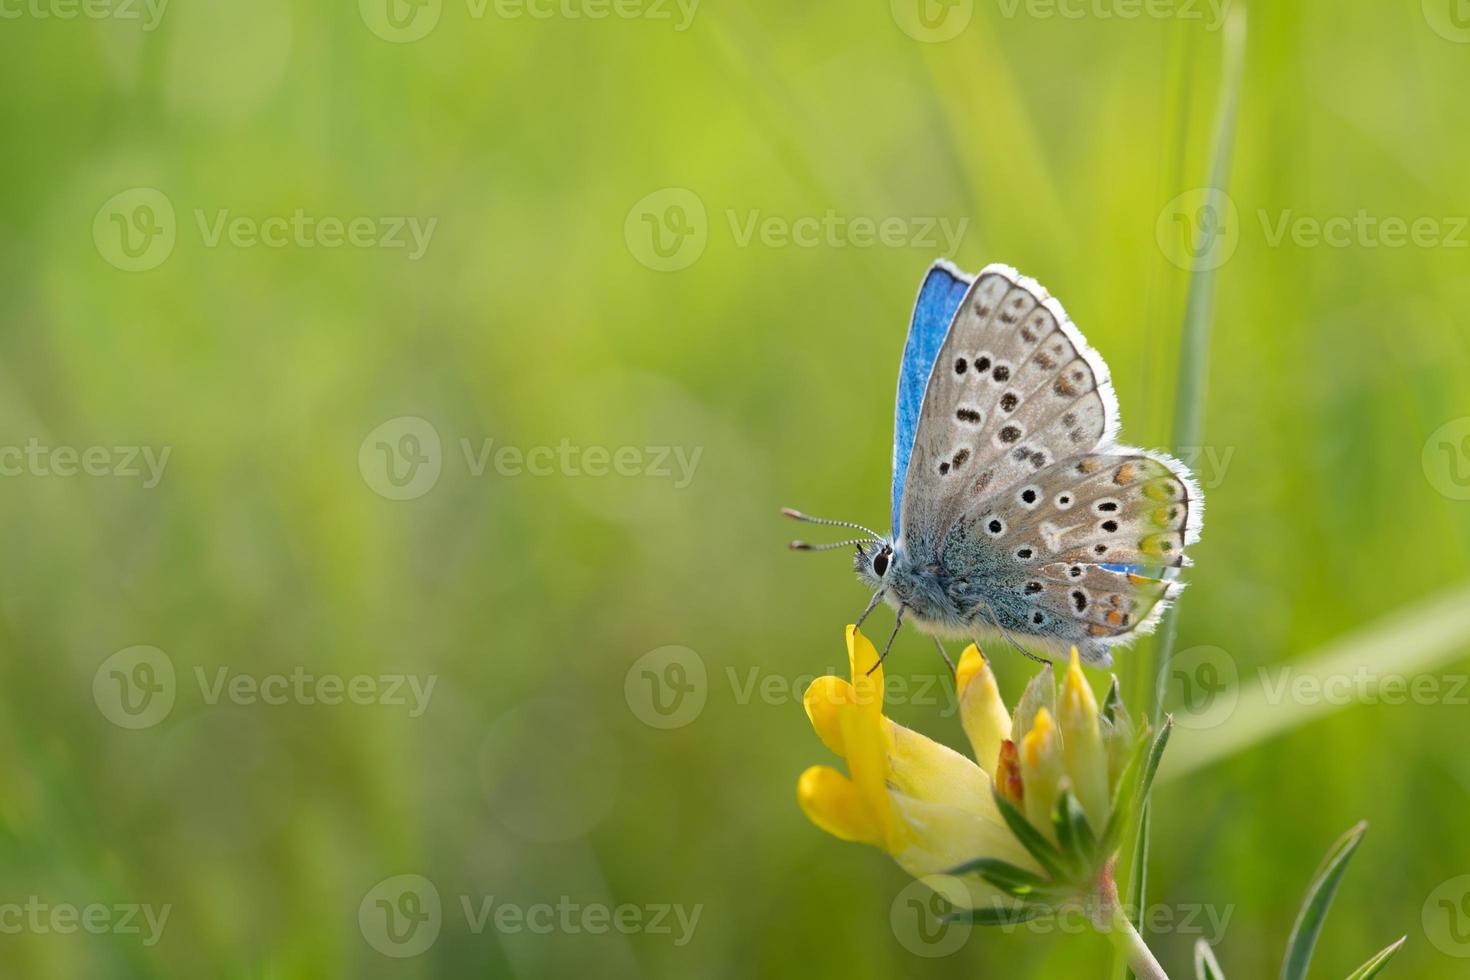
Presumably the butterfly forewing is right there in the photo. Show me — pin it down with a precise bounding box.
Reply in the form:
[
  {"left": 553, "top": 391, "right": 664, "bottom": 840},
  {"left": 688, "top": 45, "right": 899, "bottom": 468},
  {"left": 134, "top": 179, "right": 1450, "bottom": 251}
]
[{"left": 900, "top": 265, "right": 1118, "bottom": 543}]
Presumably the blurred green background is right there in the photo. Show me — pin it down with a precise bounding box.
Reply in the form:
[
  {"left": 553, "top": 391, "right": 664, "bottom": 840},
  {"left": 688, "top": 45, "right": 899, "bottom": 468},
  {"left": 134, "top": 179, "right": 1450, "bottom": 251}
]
[{"left": 2, "top": 0, "right": 1470, "bottom": 976}]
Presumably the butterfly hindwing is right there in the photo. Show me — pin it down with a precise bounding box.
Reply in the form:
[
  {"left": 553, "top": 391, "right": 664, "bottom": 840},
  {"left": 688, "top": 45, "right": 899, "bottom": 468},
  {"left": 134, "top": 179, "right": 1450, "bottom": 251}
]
[
  {"left": 957, "top": 450, "right": 1201, "bottom": 662},
  {"left": 892, "top": 261, "right": 973, "bottom": 536}
]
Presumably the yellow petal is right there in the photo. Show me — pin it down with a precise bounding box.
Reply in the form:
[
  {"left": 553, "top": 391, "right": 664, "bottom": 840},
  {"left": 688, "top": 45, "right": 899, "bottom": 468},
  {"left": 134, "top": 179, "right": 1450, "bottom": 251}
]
[
  {"left": 804, "top": 675, "right": 854, "bottom": 756},
  {"left": 886, "top": 719, "right": 997, "bottom": 820},
  {"left": 889, "top": 794, "right": 1044, "bottom": 883},
  {"left": 797, "top": 766, "right": 883, "bottom": 847},
  {"left": 1059, "top": 648, "right": 1109, "bottom": 831},
  {"left": 1020, "top": 706, "right": 1064, "bottom": 840},
  {"left": 955, "top": 644, "right": 1011, "bottom": 774},
  {"left": 841, "top": 699, "right": 900, "bottom": 851},
  {"left": 846, "top": 624, "right": 885, "bottom": 716}
]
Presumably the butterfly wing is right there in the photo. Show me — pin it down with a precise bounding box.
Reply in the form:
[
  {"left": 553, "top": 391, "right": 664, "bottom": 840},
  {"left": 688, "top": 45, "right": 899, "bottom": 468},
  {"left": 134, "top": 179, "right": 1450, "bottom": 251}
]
[
  {"left": 966, "top": 450, "right": 1203, "bottom": 662},
  {"left": 891, "top": 260, "right": 972, "bottom": 536},
  {"left": 896, "top": 264, "right": 1202, "bottom": 663}
]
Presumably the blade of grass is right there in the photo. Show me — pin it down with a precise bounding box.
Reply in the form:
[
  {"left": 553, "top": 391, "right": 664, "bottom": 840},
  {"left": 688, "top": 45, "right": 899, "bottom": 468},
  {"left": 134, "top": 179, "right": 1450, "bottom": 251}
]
[
  {"left": 1124, "top": 11, "right": 1247, "bottom": 977},
  {"left": 1161, "top": 580, "right": 1470, "bottom": 779},
  {"left": 1279, "top": 822, "right": 1368, "bottom": 980},
  {"left": 1343, "top": 936, "right": 1407, "bottom": 980},
  {"left": 1194, "top": 939, "right": 1228, "bottom": 980}
]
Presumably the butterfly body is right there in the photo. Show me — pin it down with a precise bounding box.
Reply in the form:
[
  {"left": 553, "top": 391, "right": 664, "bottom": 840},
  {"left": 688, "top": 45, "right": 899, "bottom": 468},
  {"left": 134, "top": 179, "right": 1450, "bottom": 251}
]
[{"left": 793, "top": 261, "right": 1203, "bottom": 668}]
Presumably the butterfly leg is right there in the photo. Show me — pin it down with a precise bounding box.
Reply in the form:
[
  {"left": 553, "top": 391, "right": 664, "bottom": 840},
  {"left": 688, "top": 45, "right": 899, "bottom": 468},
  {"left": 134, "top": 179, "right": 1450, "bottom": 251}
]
[
  {"left": 867, "top": 606, "right": 905, "bottom": 676},
  {"left": 973, "top": 597, "right": 1053, "bottom": 665},
  {"left": 854, "top": 588, "right": 885, "bottom": 630},
  {"left": 931, "top": 635, "right": 956, "bottom": 679}
]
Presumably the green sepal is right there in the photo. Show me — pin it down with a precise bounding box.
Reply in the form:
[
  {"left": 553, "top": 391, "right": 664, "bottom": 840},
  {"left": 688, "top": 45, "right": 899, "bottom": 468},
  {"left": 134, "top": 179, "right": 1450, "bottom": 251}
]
[
  {"left": 944, "top": 902, "right": 1051, "bottom": 926},
  {"left": 1101, "top": 674, "right": 1124, "bottom": 723},
  {"left": 1010, "top": 664, "right": 1055, "bottom": 745},
  {"left": 1052, "top": 787, "right": 1098, "bottom": 871},
  {"left": 945, "top": 858, "right": 1066, "bottom": 900},
  {"left": 992, "top": 788, "right": 1067, "bottom": 880}
]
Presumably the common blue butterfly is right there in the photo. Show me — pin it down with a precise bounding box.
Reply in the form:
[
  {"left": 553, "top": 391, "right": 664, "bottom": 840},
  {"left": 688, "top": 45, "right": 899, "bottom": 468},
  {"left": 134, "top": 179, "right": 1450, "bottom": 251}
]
[{"left": 786, "top": 262, "right": 1203, "bottom": 668}]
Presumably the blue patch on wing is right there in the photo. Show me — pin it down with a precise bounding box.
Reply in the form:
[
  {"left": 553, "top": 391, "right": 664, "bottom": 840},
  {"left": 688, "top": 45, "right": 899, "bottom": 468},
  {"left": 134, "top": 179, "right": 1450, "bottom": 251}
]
[
  {"left": 1102, "top": 563, "right": 1143, "bottom": 575},
  {"left": 891, "top": 261, "right": 972, "bottom": 536}
]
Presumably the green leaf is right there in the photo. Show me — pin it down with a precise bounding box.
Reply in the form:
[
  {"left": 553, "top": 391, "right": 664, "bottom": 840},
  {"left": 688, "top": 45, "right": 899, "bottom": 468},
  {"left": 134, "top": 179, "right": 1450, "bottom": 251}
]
[
  {"left": 1194, "top": 939, "right": 1227, "bottom": 980},
  {"left": 945, "top": 858, "right": 1052, "bottom": 898},
  {"left": 1279, "top": 822, "right": 1369, "bottom": 980},
  {"left": 992, "top": 789, "right": 1067, "bottom": 880},
  {"left": 1343, "top": 936, "right": 1406, "bottom": 980}
]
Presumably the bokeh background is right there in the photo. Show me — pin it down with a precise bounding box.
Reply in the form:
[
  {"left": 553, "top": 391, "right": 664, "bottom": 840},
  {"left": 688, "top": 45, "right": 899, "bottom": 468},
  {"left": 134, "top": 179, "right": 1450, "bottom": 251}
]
[{"left": 2, "top": 0, "right": 1470, "bottom": 976}]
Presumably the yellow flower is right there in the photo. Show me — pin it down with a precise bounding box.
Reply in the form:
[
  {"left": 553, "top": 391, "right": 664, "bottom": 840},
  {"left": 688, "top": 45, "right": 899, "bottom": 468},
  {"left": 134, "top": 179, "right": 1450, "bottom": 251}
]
[{"left": 797, "top": 626, "right": 1155, "bottom": 913}]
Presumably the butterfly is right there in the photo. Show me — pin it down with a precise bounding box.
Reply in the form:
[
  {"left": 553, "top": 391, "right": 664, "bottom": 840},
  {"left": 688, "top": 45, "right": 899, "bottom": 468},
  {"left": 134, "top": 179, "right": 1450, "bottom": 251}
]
[{"left": 786, "top": 262, "right": 1203, "bottom": 669}]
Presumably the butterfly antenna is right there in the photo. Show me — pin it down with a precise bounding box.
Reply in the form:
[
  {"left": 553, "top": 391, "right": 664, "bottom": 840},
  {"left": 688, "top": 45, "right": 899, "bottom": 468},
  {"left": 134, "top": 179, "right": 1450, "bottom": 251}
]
[
  {"left": 789, "top": 538, "right": 871, "bottom": 552},
  {"left": 780, "top": 508, "right": 883, "bottom": 542},
  {"left": 867, "top": 606, "right": 905, "bottom": 675}
]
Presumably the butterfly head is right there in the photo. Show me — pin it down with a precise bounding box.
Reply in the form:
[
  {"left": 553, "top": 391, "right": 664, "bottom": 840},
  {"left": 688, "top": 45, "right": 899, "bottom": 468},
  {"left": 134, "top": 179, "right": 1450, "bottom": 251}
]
[{"left": 852, "top": 540, "right": 896, "bottom": 591}]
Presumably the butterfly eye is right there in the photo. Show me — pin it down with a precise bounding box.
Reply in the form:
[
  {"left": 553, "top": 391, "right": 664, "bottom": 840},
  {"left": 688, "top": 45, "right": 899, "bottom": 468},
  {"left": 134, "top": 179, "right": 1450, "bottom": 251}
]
[{"left": 872, "top": 547, "right": 891, "bottom": 577}]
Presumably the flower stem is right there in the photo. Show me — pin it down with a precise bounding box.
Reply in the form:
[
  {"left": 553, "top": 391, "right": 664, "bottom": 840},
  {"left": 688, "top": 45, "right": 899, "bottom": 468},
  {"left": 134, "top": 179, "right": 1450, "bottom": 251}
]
[{"left": 1095, "top": 874, "right": 1170, "bottom": 980}]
